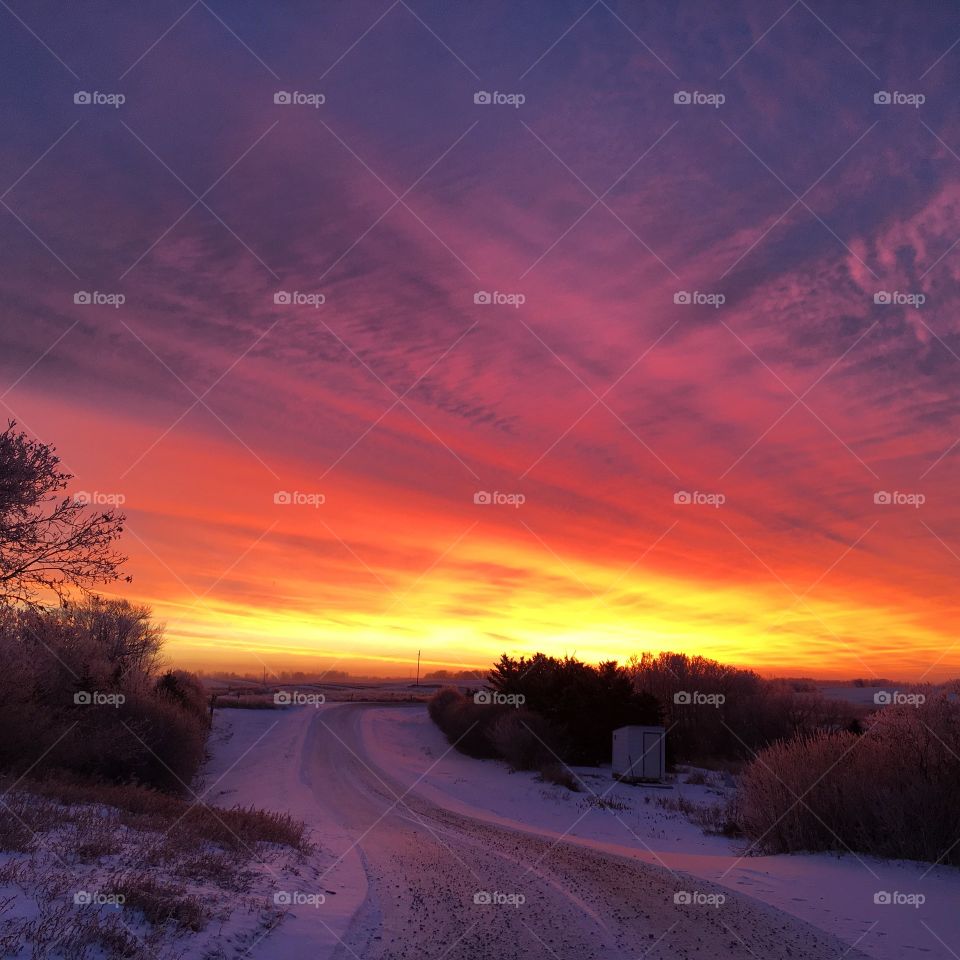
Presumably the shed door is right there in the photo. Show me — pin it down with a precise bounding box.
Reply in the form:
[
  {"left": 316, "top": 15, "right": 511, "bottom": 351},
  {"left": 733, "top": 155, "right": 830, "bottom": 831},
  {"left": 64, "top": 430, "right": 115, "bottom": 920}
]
[{"left": 642, "top": 731, "right": 661, "bottom": 779}]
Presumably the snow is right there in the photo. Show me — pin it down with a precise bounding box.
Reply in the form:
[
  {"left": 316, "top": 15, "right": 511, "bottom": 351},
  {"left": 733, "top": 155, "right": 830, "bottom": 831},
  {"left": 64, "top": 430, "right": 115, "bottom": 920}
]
[
  {"left": 21, "top": 701, "right": 953, "bottom": 959},
  {"left": 358, "top": 704, "right": 960, "bottom": 960},
  {"left": 200, "top": 706, "right": 368, "bottom": 959}
]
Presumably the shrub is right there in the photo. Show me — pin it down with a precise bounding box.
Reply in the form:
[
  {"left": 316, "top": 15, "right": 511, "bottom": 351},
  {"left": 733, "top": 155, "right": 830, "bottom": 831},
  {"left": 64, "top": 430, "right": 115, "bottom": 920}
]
[
  {"left": 112, "top": 692, "right": 208, "bottom": 792},
  {"left": 0, "top": 599, "right": 210, "bottom": 792},
  {"left": 734, "top": 696, "right": 960, "bottom": 864},
  {"left": 427, "top": 686, "right": 463, "bottom": 726},
  {"left": 428, "top": 688, "right": 581, "bottom": 789},
  {"left": 155, "top": 670, "right": 209, "bottom": 725},
  {"left": 488, "top": 710, "right": 555, "bottom": 771},
  {"left": 427, "top": 686, "right": 510, "bottom": 758}
]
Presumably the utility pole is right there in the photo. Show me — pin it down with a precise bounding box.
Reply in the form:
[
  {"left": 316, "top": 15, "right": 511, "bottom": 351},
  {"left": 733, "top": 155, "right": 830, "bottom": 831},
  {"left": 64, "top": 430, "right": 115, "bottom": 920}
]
[{"left": 415, "top": 650, "right": 420, "bottom": 686}]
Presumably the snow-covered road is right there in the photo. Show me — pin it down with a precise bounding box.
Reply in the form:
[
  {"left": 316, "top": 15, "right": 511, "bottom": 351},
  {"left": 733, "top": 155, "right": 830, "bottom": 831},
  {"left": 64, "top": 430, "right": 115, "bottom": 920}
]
[{"left": 217, "top": 703, "right": 868, "bottom": 960}]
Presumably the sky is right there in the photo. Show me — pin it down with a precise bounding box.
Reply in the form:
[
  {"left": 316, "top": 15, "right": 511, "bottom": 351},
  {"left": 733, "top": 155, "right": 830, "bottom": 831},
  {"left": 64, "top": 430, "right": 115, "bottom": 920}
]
[{"left": 2, "top": 1, "right": 960, "bottom": 680}]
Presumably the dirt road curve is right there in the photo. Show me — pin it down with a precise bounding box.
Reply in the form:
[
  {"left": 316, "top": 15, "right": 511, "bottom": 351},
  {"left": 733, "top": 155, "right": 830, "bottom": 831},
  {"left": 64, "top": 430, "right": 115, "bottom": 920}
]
[{"left": 304, "top": 704, "right": 868, "bottom": 960}]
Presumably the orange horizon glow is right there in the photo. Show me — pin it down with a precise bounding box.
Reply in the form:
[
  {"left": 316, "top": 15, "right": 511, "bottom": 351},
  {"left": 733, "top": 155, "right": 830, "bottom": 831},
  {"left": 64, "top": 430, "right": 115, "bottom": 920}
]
[{"left": 16, "top": 389, "right": 956, "bottom": 684}]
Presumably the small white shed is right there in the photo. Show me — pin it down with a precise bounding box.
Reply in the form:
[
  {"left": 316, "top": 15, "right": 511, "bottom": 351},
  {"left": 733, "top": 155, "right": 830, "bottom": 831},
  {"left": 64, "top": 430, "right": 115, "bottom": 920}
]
[{"left": 612, "top": 725, "right": 666, "bottom": 783}]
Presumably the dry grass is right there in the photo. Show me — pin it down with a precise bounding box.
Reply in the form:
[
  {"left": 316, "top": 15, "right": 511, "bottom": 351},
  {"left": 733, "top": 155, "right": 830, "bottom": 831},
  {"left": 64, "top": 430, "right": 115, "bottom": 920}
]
[
  {"left": 3, "top": 902, "right": 148, "bottom": 959},
  {"left": 110, "top": 872, "right": 208, "bottom": 931},
  {"left": 0, "top": 778, "right": 317, "bottom": 959},
  {"left": 0, "top": 810, "right": 36, "bottom": 852},
  {"left": 213, "top": 694, "right": 280, "bottom": 710},
  {"left": 579, "top": 795, "right": 629, "bottom": 812},
  {"left": 16, "top": 777, "right": 310, "bottom": 852},
  {"left": 658, "top": 795, "right": 741, "bottom": 836}
]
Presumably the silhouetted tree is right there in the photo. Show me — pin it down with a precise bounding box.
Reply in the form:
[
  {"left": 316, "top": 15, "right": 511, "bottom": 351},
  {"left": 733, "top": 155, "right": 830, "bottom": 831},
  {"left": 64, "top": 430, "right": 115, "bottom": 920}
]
[
  {"left": 488, "top": 653, "right": 661, "bottom": 764},
  {"left": 0, "top": 421, "right": 128, "bottom": 605}
]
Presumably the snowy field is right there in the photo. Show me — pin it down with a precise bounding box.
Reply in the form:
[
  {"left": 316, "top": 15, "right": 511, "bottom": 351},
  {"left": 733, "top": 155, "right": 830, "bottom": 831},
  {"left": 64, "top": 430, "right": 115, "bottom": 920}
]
[
  {"left": 189, "top": 703, "right": 960, "bottom": 960},
  {"left": 357, "top": 705, "right": 960, "bottom": 960},
  {"left": 10, "top": 701, "right": 933, "bottom": 957}
]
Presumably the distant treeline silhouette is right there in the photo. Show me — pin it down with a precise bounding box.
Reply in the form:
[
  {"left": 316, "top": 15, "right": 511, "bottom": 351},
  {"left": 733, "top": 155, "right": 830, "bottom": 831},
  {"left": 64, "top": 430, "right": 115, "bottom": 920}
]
[{"left": 429, "top": 650, "right": 864, "bottom": 773}]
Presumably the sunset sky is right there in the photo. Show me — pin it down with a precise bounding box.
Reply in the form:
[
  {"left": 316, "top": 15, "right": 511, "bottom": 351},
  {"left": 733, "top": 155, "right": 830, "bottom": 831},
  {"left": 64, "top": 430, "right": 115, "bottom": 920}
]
[{"left": 3, "top": 2, "right": 960, "bottom": 679}]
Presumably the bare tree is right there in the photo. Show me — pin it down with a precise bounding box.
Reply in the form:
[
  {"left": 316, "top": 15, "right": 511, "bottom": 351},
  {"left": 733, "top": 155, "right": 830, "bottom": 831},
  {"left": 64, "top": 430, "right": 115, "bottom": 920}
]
[{"left": 0, "top": 421, "right": 129, "bottom": 605}]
